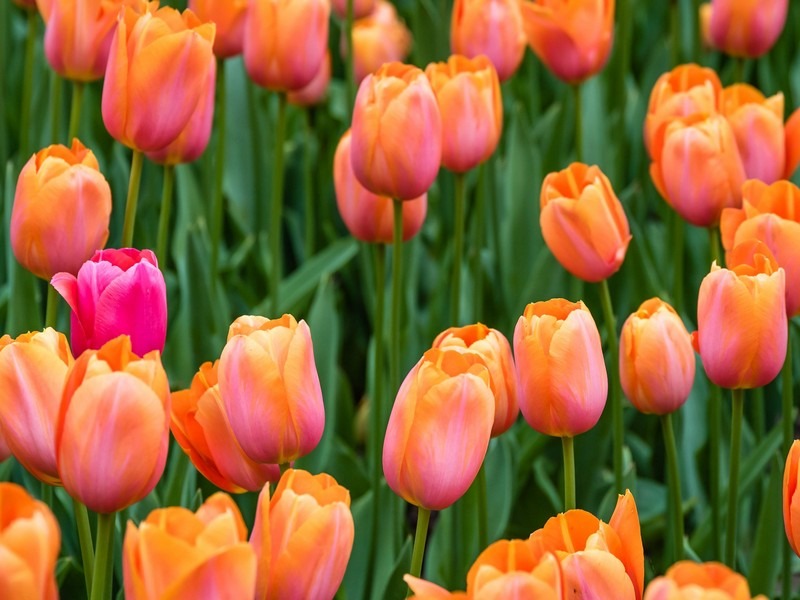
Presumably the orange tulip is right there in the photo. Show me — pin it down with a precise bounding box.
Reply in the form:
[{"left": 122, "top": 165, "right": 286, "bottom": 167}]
[
  {"left": 350, "top": 62, "right": 442, "bottom": 200},
  {"left": 331, "top": 0, "right": 374, "bottom": 19},
  {"left": 519, "top": 0, "right": 615, "bottom": 83},
  {"left": 350, "top": 0, "right": 411, "bottom": 84},
  {"left": 250, "top": 469, "right": 354, "bottom": 600},
  {"left": 720, "top": 84, "right": 784, "bottom": 183},
  {"left": 11, "top": 139, "right": 112, "bottom": 280},
  {"left": 55, "top": 335, "right": 170, "bottom": 513},
  {"left": 243, "top": 0, "right": 329, "bottom": 92},
  {"left": 695, "top": 240, "right": 787, "bottom": 389},
  {"left": 0, "top": 483, "right": 60, "bottom": 600},
  {"left": 450, "top": 0, "right": 526, "bottom": 82},
  {"left": 425, "top": 55, "right": 502, "bottom": 173},
  {"left": 102, "top": 3, "right": 216, "bottom": 152},
  {"left": 382, "top": 347, "right": 494, "bottom": 510},
  {"left": 171, "top": 361, "right": 279, "bottom": 494},
  {"left": 0, "top": 329, "right": 73, "bottom": 485},
  {"left": 123, "top": 493, "right": 257, "bottom": 599},
  {"left": 334, "top": 129, "right": 427, "bottom": 243},
  {"left": 540, "top": 162, "right": 631, "bottom": 282},
  {"left": 703, "top": 0, "right": 788, "bottom": 58},
  {"left": 785, "top": 440, "right": 800, "bottom": 557},
  {"left": 644, "top": 561, "right": 767, "bottom": 600},
  {"left": 218, "top": 314, "right": 325, "bottom": 465},
  {"left": 188, "top": 0, "right": 247, "bottom": 58},
  {"left": 785, "top": 106, "right": 800, "bottom": 180},
  {"left": 432, "top": 323, "right": 518, "bottom": 436},
  {"left": 650, "top": 113, "right": 746, "bottom": 227},
  {"left": 287, "top": 51, "right": 331, "bottom": 107},
  {"left": 619, "top": 298, "right": 696, "bottom": 415},
  {"left": 514, "top": 299, "right": 607, "bottom": 437}
]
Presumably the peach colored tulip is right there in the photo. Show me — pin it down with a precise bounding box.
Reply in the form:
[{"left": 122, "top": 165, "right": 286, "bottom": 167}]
[
  {"left": 331, "top": 0, "right": 374, "bottom": 19},
  {"left": 0, "top": 329, "right": 73, "bottom": 485},
  {"left": 519, "top": 0, "right": 615, "bottom": 84},
  {"left": 334, "top": 129, "right": 427, "bottom": 243},
  {"left": 218, "top": 314, "right": 324, "bottom": 465},
  {"left": 55, "top": 335, "right": 170, "bottom": 513},
  {"left": 350, "top": 0, "right": 411, "bottom": 84},
  {"left": 11, "top": 139, "right": 112, "bottom": 280},
  {"left": 696, "top": 240, "right": 787, "bottom": 389},
  {"left": 704, "top": 0, "right": 788, "bottom": 58},
  {"left": 350, "top": 62, "right": 442, "bottom": 200},
  {"left": 287, "top": 51, "right": 331, "bottom": 107},
  {"left": 785, "top": 440, "right": 800, "bottom": 556},
  {"left": 188, "top": 0, "right": 247, "bottom": 58},
  {"left": 432, "top": 323, "right": 518, "bottom": 436},
  {"left": 123, "top": 493, "right": 257, "bottom": 599},
  {"left": 383, "top": 347, "right": 494, "bottom": 510},
  {"left": 250, "top": 469, "right": 354, "bottom": 600},
  {"left": 644, "top": 561, "right": 767, "bottom": 600},
  {"left": 425, "top": 55, "right": 502, "bottom": 173},
  {"left": 171, "top": 361, "right": 279, "bottom": 494},
  {"left": 721, "top": 179, "right": 800, "bottom": 316},
  {"left": 720, "top": 84, "right": 784, "bottom": 183},
  {"left": 619, "top": 298, "right": 695, "bottom": 415},
  {"left": 0, "top": 483, "right": 60, "bottom": 600},
  {"left": 514, "top": 299, "right": 607, "bottom": 436},
  {"left": 785, "top": 106, "right": 800, "bottom": 180},
  {"left": 243, "top": 0, "right": 329, "bottom": 92},
  {"left": 450, "top": 0, "right": 526, "bottom": 82},
  {"left": 540, "top": 162, "right": 631, "bottom": 282},
  {"left": 650, "top": 113, "right": 746, "bottom": 227},
  {"left": 102, "top": 3, "right": 216, "bottom": 152}
]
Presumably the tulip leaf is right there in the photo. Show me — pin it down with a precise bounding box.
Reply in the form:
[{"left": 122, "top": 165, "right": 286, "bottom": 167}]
[{"left": 747, "top": 456, "right": 784, "bottom": 595}]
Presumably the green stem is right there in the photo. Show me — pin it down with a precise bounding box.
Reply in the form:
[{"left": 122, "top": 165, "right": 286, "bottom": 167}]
[
  {"left": 344, "top": 0, "right": 356, "bottom": 116},
  {"left": 734, "top": 57, "right": 745, "bottom": 84},
  {"left": 269, "top": 94, "right": 288, "bottom": 315},
  {"left": 391, "top": 199, "right": 404, "bottom": 394},
  {"left": 73, "top": 499, "right": 94, "bottom": 596},
  {"left": 246, "top": 80, "right": 265, "bottom": 237},
  {"left": 725, "top": 388, "right": 744, "bottom": 568},
  {"left": 476, "top": 463, "right": 488, "bottom": 550},
  {"left": 562, "top": 436, "right": 576, "bottom": 511},
  {"left": 18, "top": 9, "right": 36, "bottom": 168},
  {"left": 599, "top": 278, "right": 623, "bottom": 493},
  {"left": 163, "top": 443, "right": 190, "bottom": 507},
  {"left": 661, "top": 412, "right": 684, "bottom": 562},
  {"left": 49, "top": 72, "right": 62, "bottom": 143},
  {"left": 90, "top": 512, "right": 115, "bottom": 600},
  {"left": 783, "top": 329, "right": 794, "bottom": 600},
  {"left": 472, "top": 164, "right": 485, "bottom": 322},
  {"left": 303, "top": 109, "right": 314, "bottom": 259},
  {"left": 573, "top": 84, "right": 582, "bottom": 163},
  {"left": 68, "top": 82, "right": 84, "bottom": 142},
  {"left": 121, "top": 150, "right": 144, "bottom": 248},
  {"left": 210, "top": 59, "right": 226, "bottom": 281},
  {"left": 709, "top": 227, "right": 722, "bottom": 267},
  {"left": 750, "top": 387, "right": 764, "bottom": 441},
  {"left": 408, "top": 507, "right": 431, "bottom": 583},
  {"left": 45, "top": 284, "right": 58, "bottom": 328},
  {"left": 710, "top": 383, "right": 722, "bottom": 559},
  {"left": 671, "top": 212, "right": 684, "bottom": 313},
  {"left": 670, "top": 1, "right": 680, "bottom": 65},
  {"left": 452, "top": 173, "right": 466, "bottom": 325},
  {"left": 156, "top": 165, "right": 174, "bottom": 266},
  {"left": 40, "top": 481, "right": 52, "bottom": 508},
  {"left": 279, "top": 462, "right": 290, "bottom": 476}
]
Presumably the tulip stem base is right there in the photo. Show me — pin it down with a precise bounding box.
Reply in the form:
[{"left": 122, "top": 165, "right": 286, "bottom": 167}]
[
  {"left": 472, "top": 164, "right": 486, "bottom": 321},
  {"left": 210, "top": 58, "right": 227, "bottom": 282},
  {"left": 68, "top": 82, "right": 84, "bottom": 142},
  {"left": 279, "top": 462, "right": 290, "bottom": 476},
  {"left": 121, "top": 150, "right": 144, "bottom": 248},
  {"left": 45, "top": 284, "right": 58, "bottom": 329},
  {"left": 477, "top": 463, "right": 488, "bottom": 550},
  {"left": 710, "top": 384, "right": 722, "bottom": 558},
  {"left": 573, "top": 84, "right": 582, "bottom": 163},
  {"left": 90, "top": 512, "right": 115, "bottom": 600},
  {"left": 599, "top": 278, "right": 623, "bottom": 493},
  {"left": 661, "top": 413, "right": 684, "bottom": 562},
  {"left": 303, "top": 108, "right": 314, "bottom": 259},
  {"left": 18, "top": 9, "right": 36, "bottom": 168},
  {"left": 408, "top": 507, "right": 431, "bottom": 584},
  {"left": 562, "top": 436, "right": 576, "bottom": 511},
  {"left": 49, "top": 72, "right": 62, "bottom": 144},
  {"left": 783, "top": 330, "right": 794, "bottom": 600},
  {"left": 156, "top": 165, "right": 175, "bottom": 266},
  {"left": 725, "top": 389, "right": 744, "bottom": 568},
  {"left": 269, "top": 93, "right": 288, "bottom": 315},
  {"left": 671, "top": 212, "right": 684, "bottom": 314},
  {"left": 73, "top": 499, "right": 94, "bottom": 596},
  {"left": 452, "top": 173, "right": 466, "bottom": 325},
  {"left": 391, "top": 199, "right": 404, "bottom": 393}
]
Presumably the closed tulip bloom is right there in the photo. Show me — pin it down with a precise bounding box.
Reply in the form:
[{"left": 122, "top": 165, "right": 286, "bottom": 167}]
[
  {"left": 102, "top": 3, "right": 215, "bottom": 152},
  {"left": 52, "top": 248, "right": 167, "bottom": 357},
  {"left": 219, "top": 315, "right": 324, "bottom": 465},
  {"left": 383, "top": 347, "right": 494, "bottom": 510},
  {"left": 785, "top": 107, "right": 800, "bottom": 180},
  {"left": 188, "top": 0, "right": 247, "bottom": 58},
  {"left": 123, "top": 493, "right": 257, "bottom": 599},
  {"left": 644, "top": 561, "right": 767, "bottom": 600},
  {"left": 433, "top": 323, "right": 518, "bottom": 436},
  {"left": 250, "top": 469, "right": 354, "bottom": 600},
  {"left": 514, "top": 299, "right": 607, "bottom": 437},
  {"left": 11, "top": 140, "right": 112, "bottom": 281},
  {"left": 0, "top": 329, "right": 73, "bottom": 485},
  {"left": 519, "top": 0, "right": 615, "bottom": 84},
  {"left": 331, "top": 0, "right": 374, "bottom": 19},
  {"left": 650, "top": 113, "right": 746, "bottom": 227},
  {"left": 705, "top": 0, "right": 788, "bottom": 58},
  {"left": 55, "top": 335, "right": 170, "bottom": 513},
  {"left": 619, "top": 298, "right": 695, "bottom": 415},
  {"left": 785, "top": 440, "right": 800, "bottom": 556},
  {"left": 351, "top": 0, "right": 411, "bottom": 84},
  {"left": 0, "top": 483, "right": 60, "bottom": 600},
  {"left": 450, "top": 0, "right": 526, "bottom": 82},
  {"left": 540, "top": 162, "right": 631, "bottom": 282},
  {"left": 171, "top": 361, "right": 279, "bottom": 494},
  {"left": 287, "top": 51, "right": 331, "bottom": 107},
  {"left": 334, "top": 129, "right": 427, "bottom": 243},
  {"left": 351, "top": 62, "right": 443, "bottom": 200},
  {"left": 425, "top": 55, "right": 502, "bottom": 173},
  {"left": 244, "top": 0, "right": 329, "bottom": 92}
]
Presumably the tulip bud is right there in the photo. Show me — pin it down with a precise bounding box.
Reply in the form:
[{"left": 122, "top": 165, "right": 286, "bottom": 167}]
[
  {"left": 785, "top": 107, "right": 800, "bottom": 180},
  {"left": 644, "top": 561, "right": 768, "bottom": 599},
  {"left": 331, "top": 0, "right": 374, "bottom": 20},
  {"left": 350, "top": 0, "right": 411, "bottom": 85},
  {"left": 287, "top": 51, "right": 331, "bottom": 107},
  {"left": 51, "top": 248, "right": 168, "bottom": 358},
  {"left": 11, "top": 140, "right": 112, "bottom": 280},
  {"left": 785, "top": 440, "right": 800, "bottom": 557},
  {"left": 704, "top": 0, "right": 788, "bottom": 58},
  {"left": 188, "top": 0, "right": 247, "bottom": 58}
]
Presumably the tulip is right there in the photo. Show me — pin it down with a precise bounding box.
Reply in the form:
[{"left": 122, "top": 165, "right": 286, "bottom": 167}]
[
  {"left": 703, "top": 0, "right": 788, "bottom": 58},
  {"left": 519, "top": 0, "right": 615, "bottom": 84},
  {"left": 250, "top": 469, "right": 354, "bottom": 600},
  {"left": 539, "top": 162, "right": 631, "bottom": 282},
  {"left": 721, "top": 179, "right": 800, "bottom": 316},
  {"left": 383, "top": 347, "right": 494, "bottom": 510},
  {"left": 0, "top": 328, "right": 73, "bottom": 485},
  {"left": 450, "top": 0, "right": 526, "bottom": 82},
  {"left": 650, "top": 113, "right": 746, "bottom": 227},
  {"left": 785, "top": 440, "right": 800, "bottom": 556},
  {"left": 619, "top": 298, "right": 695, "bottom": 415},
  {"left": 644, "top": 561, "right": 767, "bottom": 599},
  {"left": 11, "top": 139, "right": 112, "bottom": 280},
  {"left": 188, "top": 0, "right": 247, "bottom": 58},
  {"left": 350, "top": 62, "right": 442, "bottom": 200},
  {"left": 171, "top": 361, "right": 280, "bottom": 494},
  {"left": 0, "top": 483, "right": 61, "bottom": 600},
  {"left": 102, "top": 3, "right": 216, "bottom": 152},
  {"left": 720, "top": 84, "right": 784, "bottom": 183},
  {"left": 432, "top": 323, "right": 518, "bottom": 436},
  {"left": 350, "top": 0, "right": 412, "bottom": 84},
  {"left": 55, "top": 335, "right": 170, "bottom": 513},
  {"left": 425, "top": 55, "right": 502, "bottom": 174},
  {"left": 334, "top": 129, "right": 427, "bottom": 243},
  {"left": 218, "top": 314, "right": 324, "bottom": 465},
  {"left": 287, "top": 51, "right": 331, "bottom": 107},
  {"left": 51, "top": 248, "right": 167, "bottom": 358},
  {"left": 331, "top": 0, "right": 374, "bottom": 20},
  {"left": 785, "top": 107, "right": 800, "bottom": 180},
  {"left": 695, "top": 240, "right": 787, "bottom": 389},
  {"left": 243, "top": 0, "right": 330, "bottom": 92},
  {"left": 123, "top": 493, "right": 257, "bottom": 599}
]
